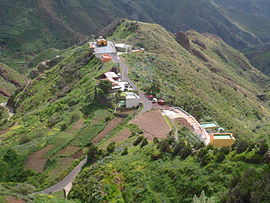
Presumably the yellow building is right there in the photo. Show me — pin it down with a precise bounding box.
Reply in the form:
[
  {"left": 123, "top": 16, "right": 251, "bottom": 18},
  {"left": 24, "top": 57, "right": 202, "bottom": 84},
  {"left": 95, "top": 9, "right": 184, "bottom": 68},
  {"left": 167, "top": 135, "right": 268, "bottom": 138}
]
[
  {"left": 209, "top": 133, "right": 235, "bottom": 147},
  {"left": 97, "top": 36, "right": 108, "bottom": 46}
]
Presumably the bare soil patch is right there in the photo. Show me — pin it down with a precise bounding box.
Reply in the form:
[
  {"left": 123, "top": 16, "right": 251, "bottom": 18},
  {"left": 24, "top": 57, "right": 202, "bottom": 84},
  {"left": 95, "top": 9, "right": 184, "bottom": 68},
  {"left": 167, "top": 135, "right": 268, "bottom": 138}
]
[
  {"left": 65, "top": 119, "right": 84, "bottom": 134},
  {"left": 25, "top": 145, "right": 54, "bottom": 173},
  {"left": 107, "top": 128, "right": 132, "bottom": 143},
  {"left": 71, "top": 149, "right": 84, "bottom": 159},
  {"left": 5, "top": 197, "right": 25, "bottom": 203},
  {"left": 56, "top": 146, "right": 80, "bottom": 157},
  {"left": 92, "top": 117, "right": 124, "bottom": 143},
  {"left": 131, "top": 110, "right": 171, "bottom": 140}
]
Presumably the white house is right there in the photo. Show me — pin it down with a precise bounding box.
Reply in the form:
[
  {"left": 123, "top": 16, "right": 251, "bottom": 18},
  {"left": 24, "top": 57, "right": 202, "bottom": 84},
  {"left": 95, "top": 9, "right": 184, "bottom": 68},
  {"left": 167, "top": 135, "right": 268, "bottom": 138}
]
[{"left": 125, "top": 92, "right": 140, "bottom": 108}]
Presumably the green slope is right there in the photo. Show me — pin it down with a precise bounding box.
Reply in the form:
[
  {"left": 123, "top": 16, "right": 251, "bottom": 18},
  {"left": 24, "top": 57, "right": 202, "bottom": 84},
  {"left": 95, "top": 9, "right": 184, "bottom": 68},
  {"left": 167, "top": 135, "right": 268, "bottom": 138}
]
[
  {"left": 110, "top": 20, "right": 270, "bottom": 140},
  {"left": 0, "top": 43, "right": 115, "bottom": 201},
  {"left": 0, "top": 62, "right": 26, "bottom": 103}
]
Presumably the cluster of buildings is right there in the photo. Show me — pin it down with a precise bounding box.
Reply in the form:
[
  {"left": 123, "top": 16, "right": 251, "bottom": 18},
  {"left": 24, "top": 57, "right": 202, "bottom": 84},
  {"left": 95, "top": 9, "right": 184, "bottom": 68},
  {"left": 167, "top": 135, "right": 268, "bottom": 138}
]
[
  {"left": 200, "top": 122, "right": 235, "bottom": 147},
  {"left": 99, "top": 71, "right": 141, "bottom": 109}
]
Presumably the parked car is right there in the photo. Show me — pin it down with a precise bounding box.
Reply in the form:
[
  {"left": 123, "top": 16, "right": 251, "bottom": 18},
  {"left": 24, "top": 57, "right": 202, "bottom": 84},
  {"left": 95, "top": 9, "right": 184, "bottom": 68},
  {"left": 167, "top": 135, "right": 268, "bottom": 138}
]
[
  {"left": 152, "top": 98, "right": 157, "bottom": 103},
  {"left": 158, "top": 100, "right": 166, "bottom": 105},
  {"left": 147, "top": 95, "right": 154, "bottom": 100}
]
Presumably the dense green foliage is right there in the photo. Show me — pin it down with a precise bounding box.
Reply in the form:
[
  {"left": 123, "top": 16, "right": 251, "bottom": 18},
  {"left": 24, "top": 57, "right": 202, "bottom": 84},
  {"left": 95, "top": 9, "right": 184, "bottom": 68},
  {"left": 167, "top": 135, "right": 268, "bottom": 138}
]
[{"left": 70, "top": 134, "right": 269, "bottom": 202}]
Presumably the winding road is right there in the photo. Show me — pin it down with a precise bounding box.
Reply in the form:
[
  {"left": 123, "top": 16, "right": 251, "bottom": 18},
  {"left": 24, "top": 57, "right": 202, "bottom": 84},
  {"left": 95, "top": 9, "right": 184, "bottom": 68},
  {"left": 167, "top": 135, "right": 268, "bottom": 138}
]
[{"left": 37, "top": 41, "right": 152, "bottom": 196}]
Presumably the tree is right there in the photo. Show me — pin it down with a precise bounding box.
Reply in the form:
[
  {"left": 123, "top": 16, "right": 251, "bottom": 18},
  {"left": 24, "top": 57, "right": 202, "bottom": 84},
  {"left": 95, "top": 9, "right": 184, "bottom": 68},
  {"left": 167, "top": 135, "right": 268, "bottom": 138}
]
[{"left": 87, "top": 144, "right": 103, "bottom": 164}]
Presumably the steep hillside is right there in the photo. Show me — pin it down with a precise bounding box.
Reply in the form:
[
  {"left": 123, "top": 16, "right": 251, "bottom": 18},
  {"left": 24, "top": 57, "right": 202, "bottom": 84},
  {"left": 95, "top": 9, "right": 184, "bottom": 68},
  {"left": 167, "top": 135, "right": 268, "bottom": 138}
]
[
  {"left": 68, "top": 20, "right": 270, "bottom": 203},
  {"left": 0, "top": 43, "right": 116, "bottom": 201},
  {"left": 110, "top": 20, "right": 270, "bottom": 140},
  {"left": 0, "top": 62, "right": 26, "bottom": 102},
  {"left": 0, "top": 0, "right": 260, "bottom": 71}
]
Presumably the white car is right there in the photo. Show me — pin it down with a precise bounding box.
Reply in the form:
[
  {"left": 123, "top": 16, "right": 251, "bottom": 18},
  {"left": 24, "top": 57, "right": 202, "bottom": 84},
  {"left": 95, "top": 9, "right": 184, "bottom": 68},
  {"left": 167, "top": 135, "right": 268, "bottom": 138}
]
[{"left": 152, "top": 98, "right": 158, "bottom": 103}]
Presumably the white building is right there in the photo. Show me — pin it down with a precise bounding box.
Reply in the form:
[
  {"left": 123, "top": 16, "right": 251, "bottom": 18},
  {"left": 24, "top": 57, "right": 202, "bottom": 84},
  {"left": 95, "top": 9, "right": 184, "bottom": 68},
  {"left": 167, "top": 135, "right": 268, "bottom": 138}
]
[
  {"left": 115, "top": 44, "right": 133, "bottom": 53},
  {"left": 125, "top": 92, "right": 140, "bottom": 108}
]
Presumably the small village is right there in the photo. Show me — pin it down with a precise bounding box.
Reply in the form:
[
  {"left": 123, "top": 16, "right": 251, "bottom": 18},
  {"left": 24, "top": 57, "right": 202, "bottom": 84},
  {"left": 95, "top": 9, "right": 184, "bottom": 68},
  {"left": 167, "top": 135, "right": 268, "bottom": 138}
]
[{"left": 90, "top": 36, "right": 236, "bottom": 148}]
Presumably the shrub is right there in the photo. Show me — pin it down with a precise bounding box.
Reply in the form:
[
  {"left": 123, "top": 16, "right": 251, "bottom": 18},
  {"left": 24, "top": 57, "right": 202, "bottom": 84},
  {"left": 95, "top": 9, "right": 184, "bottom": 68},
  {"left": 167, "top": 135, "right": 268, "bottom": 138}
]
[
  {"left": 121, "top": 147, "right": 128, "bottom": 155},
  {"left": 257, "top": 142, "right": 268, "bottom": 155},
  {"left": 153, "top": 137, "right": 159, "bottom": 144},
  {"left": 140, "top": 138, "right": 148, "bottom": 148},
  {"left": 107, "top": 142, "right": 116, "bottom": 153},
  {"left": 151, "top": 152, "right": 163, "bottom": 161},
  {"left": 19, "top": 135, "right": 31, "bottom": 144},
  {"left": 179, "top": 146, "right": 192, "bottom": 159},
  {"left": 236, "top": 140, "right": 249, "bottom": 154}
]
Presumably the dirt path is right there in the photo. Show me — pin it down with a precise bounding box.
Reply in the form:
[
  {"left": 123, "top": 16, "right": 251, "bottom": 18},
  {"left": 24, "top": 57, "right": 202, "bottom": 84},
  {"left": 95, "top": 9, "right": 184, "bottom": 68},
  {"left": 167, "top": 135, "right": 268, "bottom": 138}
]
[
  {"left": 131, "top": 110, "right": 171, "bottom": 140},
  {"left": 92, "top": 117, "right": 124, "bottom": 143}
]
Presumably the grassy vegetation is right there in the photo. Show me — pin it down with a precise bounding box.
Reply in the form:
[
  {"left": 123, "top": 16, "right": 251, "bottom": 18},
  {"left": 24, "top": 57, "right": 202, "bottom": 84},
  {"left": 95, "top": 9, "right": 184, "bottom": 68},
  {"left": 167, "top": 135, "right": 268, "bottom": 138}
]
[
  {"left": 0, "top": 42, "right": 116, "bottom": 197},
  {"left": 106, "top": 20, "right": 270, "bottom": 142}
]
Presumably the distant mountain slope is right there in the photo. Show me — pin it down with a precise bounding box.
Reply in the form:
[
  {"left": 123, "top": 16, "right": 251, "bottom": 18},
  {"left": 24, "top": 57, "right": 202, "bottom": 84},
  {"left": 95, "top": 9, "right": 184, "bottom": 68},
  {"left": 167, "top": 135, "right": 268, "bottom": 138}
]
[
  {"left": 0, "top": 0, "right": 261, "bottom": 70},
  {"left": 245, "top": 43, "right": 270, "bottom": 76},
  {"left": 211, "top": 0, "right": 270, "bottom": 44},
  {"left": 0, "top": 62, "right": 26, "bottom": 102}
]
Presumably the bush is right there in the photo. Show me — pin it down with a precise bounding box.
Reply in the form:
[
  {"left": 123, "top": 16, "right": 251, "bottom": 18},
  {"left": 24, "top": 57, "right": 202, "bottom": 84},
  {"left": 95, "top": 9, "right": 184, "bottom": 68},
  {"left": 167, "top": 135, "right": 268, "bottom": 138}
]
[
  {"left": 236, "top": 140, "right": 249, "bottom": 154},
  {"left": 257, "top": 142, "right": 268, "bottom": 156},
  {"left": 179, "top": 146, "right": 192, "bottom": 159},
  {"left": 151, "top": 152, "right": 163, "bottom": 161},
  {"left": 107, "top": 142, "right": 116, "bottom": 153},
  {"left": 133, "top": 136, "right": 144, "bottom": 146},
  {"left": 121, "top": 147, "right": 128, "bottom": 156},
  {"left": 19, "top": 135, "right": 31, "bottom": 144},
  {"left": 140, "top": 138, "right": 148, "bottom": 148}
]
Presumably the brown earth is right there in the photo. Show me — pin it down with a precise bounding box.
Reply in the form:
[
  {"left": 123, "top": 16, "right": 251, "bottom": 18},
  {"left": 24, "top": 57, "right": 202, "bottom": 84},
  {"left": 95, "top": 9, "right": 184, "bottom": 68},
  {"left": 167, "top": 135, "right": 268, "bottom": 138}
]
[
  {"left": 25, "top": 145, "right": 54, "bottom": 173},
  {"left": 92, "top": 117, "right": 124, "bottom": 143},
  {"left": 131, "top": 110, "right": 171, "bottom": 140},
  {"left": 5, "top": 197, "right": 25, "bottom": 203},
  {"left": 71, "top": 149, "right": 84, "bottom": 159},
  {"left": 107, "top": 127, "right": 132, "bottom": 143},
  {"left": 56, "top": 146, "right": 80, "bottom": 157},
  {"left": 65, "top": 119, "right": 84, "bottom": 134}
]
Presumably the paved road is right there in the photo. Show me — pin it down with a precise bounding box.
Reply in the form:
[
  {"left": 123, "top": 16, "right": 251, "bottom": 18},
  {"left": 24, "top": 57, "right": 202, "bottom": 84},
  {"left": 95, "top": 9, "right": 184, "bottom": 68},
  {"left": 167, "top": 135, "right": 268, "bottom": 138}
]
[
  {"left": 36, "top": 158, "right": 87, "bottom": 194},
  {"left": 111, "top": 54, "right": 152, "bottom": 113}
]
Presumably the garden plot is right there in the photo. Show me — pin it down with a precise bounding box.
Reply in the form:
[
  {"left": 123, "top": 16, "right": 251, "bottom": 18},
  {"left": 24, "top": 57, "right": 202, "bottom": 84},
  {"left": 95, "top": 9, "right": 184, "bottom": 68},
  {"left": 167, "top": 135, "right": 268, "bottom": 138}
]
[
  {"left": 92, "top": 117, "right": 124, "bottom": 143},
  {"left": 25, "top": 145, "right": 54, "bottom": 172},
  {"left": 56, "top": 146, "right": 81, "bottom": 157},
  {"left": 131, "top": 110, "right": 171, "bottom": 140}
]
